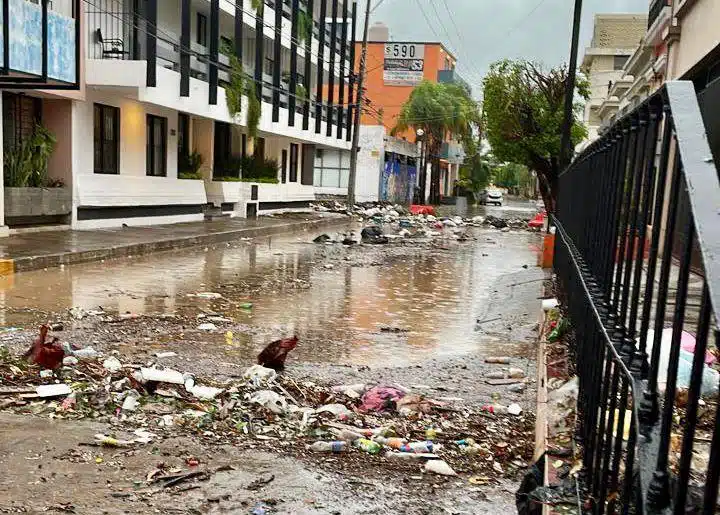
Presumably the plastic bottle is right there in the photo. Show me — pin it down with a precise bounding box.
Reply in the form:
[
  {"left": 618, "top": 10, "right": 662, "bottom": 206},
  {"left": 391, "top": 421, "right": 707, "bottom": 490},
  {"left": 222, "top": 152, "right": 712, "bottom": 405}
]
[
  {"left": 335, "top": 429, "right": 363, "bottom": 442},
  {"left": 398, "top": 441, "right": 434, "bottom": 453},
  {"left": 309, "top": 441, "right": 347, "bottom": 453},
  {"left": 372, "top": 436, "right": 406, "bottom": 449},
  {"left": 481, "top": 404, "right": 508, "bottom": 414},
  {"left": 354, "top": 438, "right": 382, "bottom": 454}
]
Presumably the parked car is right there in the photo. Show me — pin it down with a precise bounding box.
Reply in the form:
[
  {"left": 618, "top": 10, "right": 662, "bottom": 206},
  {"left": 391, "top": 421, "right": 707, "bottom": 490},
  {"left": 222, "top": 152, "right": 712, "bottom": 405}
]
[{"left": 480, "top": 189, "right": 504, "bottom": 206}]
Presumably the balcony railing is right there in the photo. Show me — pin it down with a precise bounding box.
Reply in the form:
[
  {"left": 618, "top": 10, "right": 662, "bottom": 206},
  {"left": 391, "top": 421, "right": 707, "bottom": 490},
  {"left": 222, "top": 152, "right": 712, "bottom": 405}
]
[
  {"left": 648, "top": 0, "right": 668, "bottom": 29},
  {"left": 553, "top": 81, "right": 720, "bottom": 514}
]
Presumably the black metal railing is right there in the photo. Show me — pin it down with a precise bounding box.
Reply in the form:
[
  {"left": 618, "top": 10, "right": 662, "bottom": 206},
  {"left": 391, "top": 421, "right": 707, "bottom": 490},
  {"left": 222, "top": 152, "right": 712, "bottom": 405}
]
[
  {"left": 648, "top": 0, "right": 668, "bottom": 29},
  {"left": 553, "top": 80, "right": 720, "bottom": 515}
]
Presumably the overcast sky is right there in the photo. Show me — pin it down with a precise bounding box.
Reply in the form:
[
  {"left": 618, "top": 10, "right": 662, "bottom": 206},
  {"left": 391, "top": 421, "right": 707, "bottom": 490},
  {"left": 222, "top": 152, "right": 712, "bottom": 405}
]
[{"left": 369, "top": 0, "right": 649, "bottom": 95}]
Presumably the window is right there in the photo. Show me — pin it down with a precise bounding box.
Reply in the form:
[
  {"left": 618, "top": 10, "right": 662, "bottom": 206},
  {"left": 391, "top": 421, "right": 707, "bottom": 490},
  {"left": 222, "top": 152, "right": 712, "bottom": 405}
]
[
  {"left": 146, "top": 114, "right": 167, "bottom": 177},
  {"left": 314, "top": 148, "right": 349, "bottom": 187},
  {"left": 196, "top": 13, "right": 207, "bottom": 47},
  {"left": 614, "top": 55, "right": 630, "bottom": 71},
  {"left": 289, "top": 143, "right": 299, "bottom": 182},
  {"left": 281, "top": 149, "right": 288, "bottom": 183},
  {"left": 213, "top": 121, "right": 232, "bottom": 178},
  {"left": 264, "top": 57, "right": 274, "bottom": 76},
  {"left": 2, "top": 92, "right": 42, "bottom": 151},
  {"left": 254, "top": 137, "right": 265, "bottom": 159},
  {"left": 94, "top": 103, "right": 120, "bottom": 174},
  {"left": 241, "top": 133, "right": 247, "bottom": 159},
  {"left": 178, "top": 113, "right": 190, "bottom": 159}
]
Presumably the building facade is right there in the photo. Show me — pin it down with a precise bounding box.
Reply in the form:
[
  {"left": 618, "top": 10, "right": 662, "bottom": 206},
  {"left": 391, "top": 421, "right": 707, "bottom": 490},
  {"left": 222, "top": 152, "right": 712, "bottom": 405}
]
[
  {"left": 1, "top": 0, "right": 356, "bottom": 232},
  {"left": 580, "top": 13, "right": 648, "bottom": 142},
  {"left": 350, "top": 23, "right": 469, "bottom": 202}
]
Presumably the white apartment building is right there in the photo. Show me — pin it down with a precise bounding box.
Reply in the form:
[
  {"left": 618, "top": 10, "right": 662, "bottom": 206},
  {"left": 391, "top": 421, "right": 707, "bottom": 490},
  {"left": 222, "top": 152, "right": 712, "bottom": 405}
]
[{"left": 0, "top": 0, "right": 357, "bottom": 232}]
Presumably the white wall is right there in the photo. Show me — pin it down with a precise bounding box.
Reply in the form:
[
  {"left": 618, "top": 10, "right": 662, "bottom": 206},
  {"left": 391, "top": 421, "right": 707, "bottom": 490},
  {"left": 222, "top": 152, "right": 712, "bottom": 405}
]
[
  {"left": 72, "top": 90, "right": 207, "bottom": 228},
  {"left": 356, "top": 125, "right": 385, "bottom": 203},
  {"left": 670, "top": 0, "right": 720, "bottom": 79}
]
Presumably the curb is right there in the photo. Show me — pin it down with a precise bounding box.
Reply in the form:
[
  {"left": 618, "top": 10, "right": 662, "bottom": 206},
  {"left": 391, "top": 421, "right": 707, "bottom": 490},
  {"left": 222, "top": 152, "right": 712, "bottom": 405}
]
[{"left": 6, "top": 217, "right": 351, "bottom": 274}]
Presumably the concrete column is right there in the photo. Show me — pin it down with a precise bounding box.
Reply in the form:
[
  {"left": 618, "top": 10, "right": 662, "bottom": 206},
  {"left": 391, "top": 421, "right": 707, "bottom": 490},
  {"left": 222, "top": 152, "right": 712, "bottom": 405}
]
[{"left": 0, "top": 93, "right": 8, "bottom": 237}]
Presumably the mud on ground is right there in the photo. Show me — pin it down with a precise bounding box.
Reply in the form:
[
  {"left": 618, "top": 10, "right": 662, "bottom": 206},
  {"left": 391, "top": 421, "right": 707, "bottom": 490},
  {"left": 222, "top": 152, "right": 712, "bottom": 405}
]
[{"left": 0, "top": 225, "right": 545, "bottom": 514}]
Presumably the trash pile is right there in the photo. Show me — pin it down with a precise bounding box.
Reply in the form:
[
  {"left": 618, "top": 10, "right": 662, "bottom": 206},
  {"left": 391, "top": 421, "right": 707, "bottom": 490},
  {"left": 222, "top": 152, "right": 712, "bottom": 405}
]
[
  {"left": 311, "top": 204, "right": 535, "bottom": 248},
  {"left": 312, "top": 201, "right": 535, "bottom": 232},
  {"left": 1, "top": 327, "right": 535, "bottom": 485}
]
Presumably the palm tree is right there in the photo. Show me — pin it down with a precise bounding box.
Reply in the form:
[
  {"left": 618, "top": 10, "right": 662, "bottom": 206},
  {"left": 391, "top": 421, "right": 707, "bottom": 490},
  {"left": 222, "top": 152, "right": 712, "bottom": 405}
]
[{"left": 393, "top": 81, "right": 479, "bottom": 204}]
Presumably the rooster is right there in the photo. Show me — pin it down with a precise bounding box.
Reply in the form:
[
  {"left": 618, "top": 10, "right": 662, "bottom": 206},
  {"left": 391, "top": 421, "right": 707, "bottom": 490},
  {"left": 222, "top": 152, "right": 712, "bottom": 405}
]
[
  {"left": 24, "top": 325, "right": 65, "bottom": 370},
  {"left": 257, "top": 336, "right": 298, "bottom": 372}
]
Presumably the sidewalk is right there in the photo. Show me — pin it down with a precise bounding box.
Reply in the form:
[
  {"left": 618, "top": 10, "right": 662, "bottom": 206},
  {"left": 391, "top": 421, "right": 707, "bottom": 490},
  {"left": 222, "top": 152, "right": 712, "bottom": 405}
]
[{"left": 0, "top": 213, "right": 349, "bottom": 274}]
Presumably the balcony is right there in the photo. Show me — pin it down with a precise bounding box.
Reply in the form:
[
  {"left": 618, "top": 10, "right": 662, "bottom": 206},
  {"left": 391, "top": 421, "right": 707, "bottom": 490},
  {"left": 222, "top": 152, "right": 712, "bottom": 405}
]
[
  {"left": 437, "top": 69, "right": 471, "bottom": 94},
  {"left": 648, "top": 0, "right": 668, "bottom": 28},
  {"left": 646, "top": 0, "right": 671, "bottom": 46},
  {"left": 0, "top": 0, "right": 79, "bottom": 88},
  {"left": 440, "top": 141, "right": 465, "bottom": 164}
]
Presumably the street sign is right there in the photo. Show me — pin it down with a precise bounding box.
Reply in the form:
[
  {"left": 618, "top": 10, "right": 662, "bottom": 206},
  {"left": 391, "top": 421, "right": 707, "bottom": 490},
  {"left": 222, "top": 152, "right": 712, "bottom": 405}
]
[{"left": 383, "top": 43, "right": 425, "bottom": 86}]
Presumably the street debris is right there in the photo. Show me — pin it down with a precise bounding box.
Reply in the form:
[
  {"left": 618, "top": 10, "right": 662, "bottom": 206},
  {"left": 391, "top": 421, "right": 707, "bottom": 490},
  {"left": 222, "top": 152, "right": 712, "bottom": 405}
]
[
  {"left": 1, "top": 327, "right": 535, "bottom": 489},
  {"left": 257, "top": 336, "right": 299, "bottom": 371},
  {"left": 24, "top": 325, "right": 64, "bottom": 370}
]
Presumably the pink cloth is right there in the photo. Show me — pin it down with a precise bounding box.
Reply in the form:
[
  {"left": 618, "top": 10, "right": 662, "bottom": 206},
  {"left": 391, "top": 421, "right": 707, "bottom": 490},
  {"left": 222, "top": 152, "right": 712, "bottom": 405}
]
[
  {"left": 680, "top": 330, "right": 716, "bottom": 365},
  {"left": 359, "top": 386, "right": 406, "bottom": 413}
]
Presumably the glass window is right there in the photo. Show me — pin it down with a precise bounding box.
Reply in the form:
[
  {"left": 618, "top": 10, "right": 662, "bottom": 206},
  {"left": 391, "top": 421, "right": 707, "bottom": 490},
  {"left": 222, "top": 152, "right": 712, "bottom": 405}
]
[
  {"left": 289, "top": 143, "right": 299, "bottom": 182},
  {"left": 614, "top": 55, "right": 630, "bottom": 71},
  {"left": 146, "top": 114, "right": 167, "bottom": 177},
  {"left": 94, "top": 103, "right": 120, "bottom": 174},
  {"left": 197, "top": 13, "right": 208, "bottom": 47}
]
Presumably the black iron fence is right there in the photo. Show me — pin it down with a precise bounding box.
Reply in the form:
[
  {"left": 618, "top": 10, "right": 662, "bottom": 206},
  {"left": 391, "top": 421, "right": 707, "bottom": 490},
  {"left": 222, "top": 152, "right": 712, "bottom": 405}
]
[{"left": 553, "top": 81, "right": 720, "bottom": 514}]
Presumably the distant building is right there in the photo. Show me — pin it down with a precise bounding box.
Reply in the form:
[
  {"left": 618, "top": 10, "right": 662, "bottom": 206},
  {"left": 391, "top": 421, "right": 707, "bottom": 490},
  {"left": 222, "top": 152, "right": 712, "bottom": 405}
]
[
  {"left": 351, "top": 26, "right": 470, "bottom": 201},
  {"left": 580, "top": 13, "right": 648, "bottom": 142}
]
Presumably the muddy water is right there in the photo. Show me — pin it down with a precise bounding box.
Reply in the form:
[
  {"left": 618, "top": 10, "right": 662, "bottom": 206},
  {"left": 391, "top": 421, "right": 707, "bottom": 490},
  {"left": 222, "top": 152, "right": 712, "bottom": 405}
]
[{"left": 0, "top": 223, "right": 543, "bottom": 368}]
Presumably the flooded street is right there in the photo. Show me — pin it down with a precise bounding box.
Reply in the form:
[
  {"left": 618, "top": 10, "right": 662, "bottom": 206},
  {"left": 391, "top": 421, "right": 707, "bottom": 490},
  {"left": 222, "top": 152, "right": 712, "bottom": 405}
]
[
  {"left": 0, "top": 203, "right": 542, "bottom": 369},
  {"left": 0, "top": 203, "right": 547, "bottom": 514}
]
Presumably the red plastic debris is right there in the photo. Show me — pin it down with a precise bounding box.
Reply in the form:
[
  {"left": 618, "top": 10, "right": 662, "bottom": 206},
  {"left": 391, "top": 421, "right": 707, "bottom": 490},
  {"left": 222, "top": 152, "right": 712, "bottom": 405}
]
[
  {"left": 528, "top": 212, "right": 547, "bottom": 229},
  {"left": 257, "top": 336, "right": 299, "bottom": 372},
  {"left": 410, "top": 205, "right": 436, "bottom": 216},
  {"left": 23, "top": 325, "right": 65, "bottom": 370}
]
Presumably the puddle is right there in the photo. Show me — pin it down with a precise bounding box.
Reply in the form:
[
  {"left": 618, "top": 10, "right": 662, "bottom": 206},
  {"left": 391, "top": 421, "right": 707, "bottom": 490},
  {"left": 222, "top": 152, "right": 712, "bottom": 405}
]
[{"left": 0, "top": 225, "right": 544, "bottom": 367}]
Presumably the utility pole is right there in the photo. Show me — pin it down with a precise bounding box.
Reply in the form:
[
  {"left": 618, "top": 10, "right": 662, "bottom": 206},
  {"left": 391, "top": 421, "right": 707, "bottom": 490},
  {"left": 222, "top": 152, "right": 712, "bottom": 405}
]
[
  {"left": 559, "top": 0, "right": 583, "bottom": 169},
  {"left": 347, "top": 0, "right": 371, "bottom": 206}
]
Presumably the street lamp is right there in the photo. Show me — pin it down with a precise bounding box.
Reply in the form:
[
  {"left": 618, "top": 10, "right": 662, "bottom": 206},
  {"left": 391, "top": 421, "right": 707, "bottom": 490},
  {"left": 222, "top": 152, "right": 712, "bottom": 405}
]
[{"left": 416, "top": 129, "right": 426, "bottom": 205}]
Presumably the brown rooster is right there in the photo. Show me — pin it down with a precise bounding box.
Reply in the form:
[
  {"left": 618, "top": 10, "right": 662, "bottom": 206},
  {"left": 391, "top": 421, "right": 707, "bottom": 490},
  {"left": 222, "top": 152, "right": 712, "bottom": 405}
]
[
  {"left": 257, "top": 336, "right": 298, "bottom": 372},
  {"left": 24, "top": 325, "right": 65, "bottom": 370}
]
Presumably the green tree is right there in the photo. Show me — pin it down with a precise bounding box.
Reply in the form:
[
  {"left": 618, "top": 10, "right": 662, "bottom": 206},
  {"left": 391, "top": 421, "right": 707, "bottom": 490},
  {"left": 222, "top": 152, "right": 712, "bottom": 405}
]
[
  {"left": 482, "top": 59, "right": 588, "bottom": 212},
  {"left": 393, "top": 80, "right": 480, "bottom": 204},
  {"left": 458, "top": 153, "right": 494, "bottom": 203}
]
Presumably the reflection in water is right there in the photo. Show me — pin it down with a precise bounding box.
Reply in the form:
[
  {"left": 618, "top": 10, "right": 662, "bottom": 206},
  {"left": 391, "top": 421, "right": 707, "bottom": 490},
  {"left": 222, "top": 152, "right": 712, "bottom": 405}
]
[{"left": 0, "top": 229, "right": 541, "bottom": 366}]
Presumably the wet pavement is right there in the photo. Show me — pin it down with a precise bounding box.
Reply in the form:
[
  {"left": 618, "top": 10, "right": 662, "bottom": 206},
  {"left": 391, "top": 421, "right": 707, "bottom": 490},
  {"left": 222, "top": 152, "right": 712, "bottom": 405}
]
[
  {"left": 0, "top": 202, "right": 547, "bottom": 514},
  {"left": 0, "top": 212, "right": 348, "bottom": 271}
]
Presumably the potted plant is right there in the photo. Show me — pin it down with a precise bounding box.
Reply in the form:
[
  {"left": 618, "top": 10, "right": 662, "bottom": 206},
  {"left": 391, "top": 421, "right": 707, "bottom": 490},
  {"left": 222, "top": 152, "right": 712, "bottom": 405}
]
[{"left": 3, "top": 124, "right": 71, "bottom": 224}]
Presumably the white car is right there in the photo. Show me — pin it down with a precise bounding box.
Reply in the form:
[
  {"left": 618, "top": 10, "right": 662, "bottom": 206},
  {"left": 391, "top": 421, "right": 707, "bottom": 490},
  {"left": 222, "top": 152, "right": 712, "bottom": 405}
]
[{"left": 480, "top": 189, "right": 504, "bottom": 206}]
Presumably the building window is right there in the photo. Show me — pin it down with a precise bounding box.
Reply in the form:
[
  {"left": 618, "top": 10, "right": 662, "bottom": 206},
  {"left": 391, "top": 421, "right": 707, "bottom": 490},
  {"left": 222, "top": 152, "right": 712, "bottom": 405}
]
[
  {"left": 289, "top": 143, "right": 299, "bottom": 182},
  {"left": 614, "top": 55, "right": 630, "bottom": 71},
  {"left": 178, "top": 113, "right": 190, "bottom": 158},
  {"left": 213, "top": 121, "right": 233, "bottom": 178},
  {"left": 146, "top": 114, "right": 167, "bottom": 177},
  {"left": 281, "top": 149, "right": 288, "bottom": 183},
  {"left": 197, "top": 13, "right": 208, "bottom": 47},
  {"left": 254, "top": 137, "right": 265, "bottom": 159},
  {"left": 2, "top": 92, "right": 42, "bottom": 151},
  {"left": 241, "top": 133, "right": 247, "bottom": 159},
  {"left": 314, "top": 148, "right": 349, "bottom": 188},
  {"left": 94, "top": 103, "right": 120, "bottom": 175}
]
